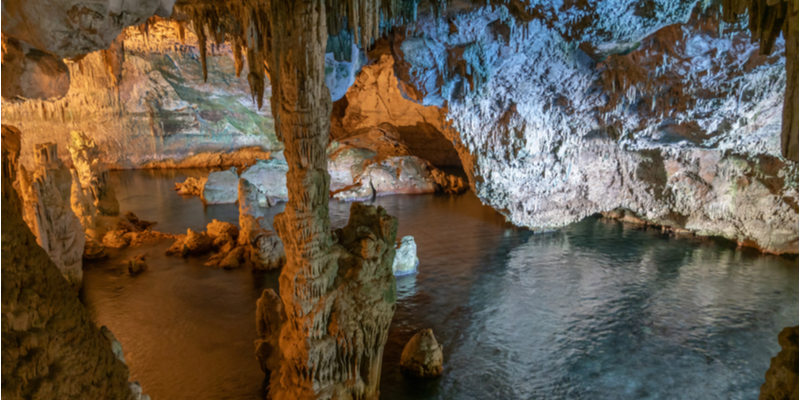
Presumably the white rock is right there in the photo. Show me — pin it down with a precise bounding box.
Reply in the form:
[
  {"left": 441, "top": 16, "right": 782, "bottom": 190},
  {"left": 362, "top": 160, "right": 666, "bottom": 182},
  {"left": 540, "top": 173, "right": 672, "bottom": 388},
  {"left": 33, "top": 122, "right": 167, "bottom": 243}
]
[
  {"left": 392, "top": 236, "right": 419, "bottom": 276},
  {"left": 201, "top": 168, "right": 239, "bottom": 204}
]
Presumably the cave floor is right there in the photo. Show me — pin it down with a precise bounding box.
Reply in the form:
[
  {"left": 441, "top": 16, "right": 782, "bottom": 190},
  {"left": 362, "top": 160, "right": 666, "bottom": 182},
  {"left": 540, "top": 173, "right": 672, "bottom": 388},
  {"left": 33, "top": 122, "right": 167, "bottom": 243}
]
[{"left": 80, "top": 169, "right": 798, "bottom": 400}]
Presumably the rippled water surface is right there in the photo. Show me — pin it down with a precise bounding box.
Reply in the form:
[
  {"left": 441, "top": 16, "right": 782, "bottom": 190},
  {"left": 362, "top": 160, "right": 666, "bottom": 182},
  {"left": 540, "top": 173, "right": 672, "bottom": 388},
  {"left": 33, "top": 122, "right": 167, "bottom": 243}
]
[{"left": 82, "top": 169, "right": 798, "bottom": 400}]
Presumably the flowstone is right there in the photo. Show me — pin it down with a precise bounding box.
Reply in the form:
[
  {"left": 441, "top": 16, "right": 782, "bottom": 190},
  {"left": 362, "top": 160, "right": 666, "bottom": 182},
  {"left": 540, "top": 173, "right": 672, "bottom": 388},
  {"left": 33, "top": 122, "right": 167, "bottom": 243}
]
[{"left": 16, "top": 142, "right": 85, "bottom": 288}]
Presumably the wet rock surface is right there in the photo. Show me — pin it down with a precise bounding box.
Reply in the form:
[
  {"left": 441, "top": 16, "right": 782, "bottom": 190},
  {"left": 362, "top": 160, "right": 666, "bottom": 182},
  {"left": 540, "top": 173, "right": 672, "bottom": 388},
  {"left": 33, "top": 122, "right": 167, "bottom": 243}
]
[
  {"left": 400, "top": 329, "right": 444, "bottom": 378},
  {"left": 760, "top": 326, "right": 799, "bottom": 400}
]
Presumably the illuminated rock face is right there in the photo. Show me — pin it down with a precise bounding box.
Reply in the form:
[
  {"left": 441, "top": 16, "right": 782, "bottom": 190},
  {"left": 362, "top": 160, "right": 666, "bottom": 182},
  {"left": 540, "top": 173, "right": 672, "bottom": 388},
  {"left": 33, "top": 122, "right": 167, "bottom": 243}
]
[
  {"left": 390, "top": 3, "right": 798, "bottom": 253},
  {"left": 1, "top": 37, "right": 70, "bottom": 101},
  {"left": 2, "top": 125, "right": 136, "bottom": 399},
  {"left": 16, "top": 142, "right": 85, "bottom": 288},
  {"left": 68, "top": 131, "right": 120, "bottom": 218},
  {"left": 2, "top": 20, "right": 280, "bottom": 170}
]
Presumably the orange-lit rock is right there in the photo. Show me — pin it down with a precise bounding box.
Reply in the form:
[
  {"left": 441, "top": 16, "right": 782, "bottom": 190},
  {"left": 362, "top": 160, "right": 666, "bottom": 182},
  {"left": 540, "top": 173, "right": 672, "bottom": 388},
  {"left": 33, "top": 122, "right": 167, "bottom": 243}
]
[
  {"left": 2, "top": 124, "right": 140, "bottom": 399},
  {"left": 16, "top": 142, "right": 85, "bottom": 288}
]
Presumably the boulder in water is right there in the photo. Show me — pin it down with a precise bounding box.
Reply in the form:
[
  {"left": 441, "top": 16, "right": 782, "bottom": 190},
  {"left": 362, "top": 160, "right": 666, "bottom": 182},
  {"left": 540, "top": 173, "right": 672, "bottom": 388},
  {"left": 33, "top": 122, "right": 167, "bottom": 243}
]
[
  {"left": 392, "top": 236, "right": 419, "bottom": 276},
  {"left": 201, "top": 169, "right": 239, "bottom": 204},
  {"left": 400, "top": 329, "right": 444, "bottom": 378},
  {"left": 127, "top": 254, "right": 148, "bottom": 275}
]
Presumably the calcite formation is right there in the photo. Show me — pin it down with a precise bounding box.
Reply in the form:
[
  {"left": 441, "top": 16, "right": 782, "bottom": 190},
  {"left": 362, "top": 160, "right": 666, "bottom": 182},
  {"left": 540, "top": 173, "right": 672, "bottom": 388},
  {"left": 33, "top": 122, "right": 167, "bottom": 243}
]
[
  {"left": 759, "top": 326, "right": 799, "bottom": 400},
  {"left": 2, "top": 19, "right": 279, "bottom": 170},
  {"left": 389, "top": 3, "right": 798, "bottom": 253},
  {"left": 68, "top": 130, "right": 119, "bottom": 217},
  {"left": 2, "top": 125, "right": 138, "bottom": 399},
  {"left": 254, "top": 289, "right": 286, "bottom": 373},
  {"left": 1, "top": 36, "right": 70, "bottom": 100},
  {"left": 16, "top": 142, "right": 85, "bottom": 288},
  {"left": 392, "top": 236, "right": 419, "bottom": 276},
  {"left": 400, "top": 329, "right": 444, "bottom": 378}
]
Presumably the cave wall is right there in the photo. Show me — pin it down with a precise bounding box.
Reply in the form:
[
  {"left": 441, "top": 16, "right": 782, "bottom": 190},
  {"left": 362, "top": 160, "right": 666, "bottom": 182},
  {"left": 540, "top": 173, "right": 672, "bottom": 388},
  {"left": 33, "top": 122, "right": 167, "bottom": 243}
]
[
  {"left": 2, "top": 20, "right": 280, "bottom": 170},
  {"left": 1, "top": 126, "right": 136, "bottom": 400},
  {"left": 388, "top": 1, "right": 798, "bottom": 252},
  {"left": 332, "top": 46, "right": 463, "bottom": 168}
]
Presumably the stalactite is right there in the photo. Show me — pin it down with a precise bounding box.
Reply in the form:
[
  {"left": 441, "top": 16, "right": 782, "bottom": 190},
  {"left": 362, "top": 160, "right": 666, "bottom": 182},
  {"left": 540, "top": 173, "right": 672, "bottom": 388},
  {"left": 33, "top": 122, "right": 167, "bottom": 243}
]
[
  {"left": 723, "top": 0, "right": 798, "bottom": 161},
  {"left": 100, "top": 34, "right": 125, "bottom": 89}
]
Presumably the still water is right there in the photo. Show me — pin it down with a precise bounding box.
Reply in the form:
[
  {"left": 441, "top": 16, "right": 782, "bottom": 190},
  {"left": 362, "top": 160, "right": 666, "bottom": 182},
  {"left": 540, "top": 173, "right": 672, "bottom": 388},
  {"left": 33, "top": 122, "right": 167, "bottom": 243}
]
[{"left": 81, "top": 169, "right": 799, "bottom": 400}]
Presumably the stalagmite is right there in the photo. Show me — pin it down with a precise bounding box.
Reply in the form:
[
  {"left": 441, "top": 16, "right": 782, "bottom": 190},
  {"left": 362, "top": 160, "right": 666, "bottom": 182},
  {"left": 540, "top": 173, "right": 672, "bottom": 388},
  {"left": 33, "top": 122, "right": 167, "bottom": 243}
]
[
  {"left": 400, "top": 329, "right": 444, "bottom": 378},
  {"left": 2, "top": 125, "right": 138, "bottom": 399},
  {"left": 67, "top": 131, "right": 120, "bottom": 217},
  {"left": 16, "top": 142, "right": 85, "bottom": 289}
]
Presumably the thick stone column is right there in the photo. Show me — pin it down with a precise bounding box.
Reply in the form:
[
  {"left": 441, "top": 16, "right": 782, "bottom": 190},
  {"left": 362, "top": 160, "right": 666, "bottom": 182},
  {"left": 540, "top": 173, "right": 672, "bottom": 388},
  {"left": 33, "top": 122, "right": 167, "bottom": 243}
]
[{"left": 263, "top": 1, "right": 398, "bottom": 399}]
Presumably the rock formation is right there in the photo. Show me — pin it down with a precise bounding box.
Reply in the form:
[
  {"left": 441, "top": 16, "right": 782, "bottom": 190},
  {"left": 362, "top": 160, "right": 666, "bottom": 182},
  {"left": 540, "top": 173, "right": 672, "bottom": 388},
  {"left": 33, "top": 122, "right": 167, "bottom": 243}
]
[
  {"left": 2, "top": 124, "right": 138, "bottom": 399},
  {"left": 240, "top": 158, "right": 289, "bottom": 204},
  {"left": 200, "top": 168, "right": 239, "bottom": 205},
  {"left": 68, "top": 130, "right": 119, "bottom": 217},
  {"left": 16, "top": 142, "right": 85, "bottom": 288},
  {"left": 174, "top": 176, "right": 206, "bottom": 196},
  {"left": 1, "top": 36, "right": 70, "bottom": 100},
  {"left": 388, "top": 3, "right": 798, "bottom": 253},
  {"left": 126, "top": 254, "right": 149, "bottom": 275},
  {"left": 759, "top": 325, "right": 799, "bottom": 400},
  {"left": 400, "top": 329, "right": 444, "bottom": 378},
  {"left": 166, "top": 228, "right": 213, "bottom": 257},
  {"left": 392, "top": 236, "right": 419, "bottom": 276},
  {"left": 254, "top": 289, "right": 286, "bottom": 373}
]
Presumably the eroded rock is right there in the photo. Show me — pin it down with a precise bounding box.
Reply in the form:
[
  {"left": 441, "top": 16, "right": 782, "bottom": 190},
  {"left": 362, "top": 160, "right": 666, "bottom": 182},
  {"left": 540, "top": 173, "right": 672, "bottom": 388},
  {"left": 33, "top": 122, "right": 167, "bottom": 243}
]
[
  {"left": 2, "top": 124, "right": 138, "bottom": 399},
  {"left": 126, "top": 253, "right": 149, "bottom": 275},
  {"left": 201, "top": 168, "right": 239, "bottom": 204},
  {"left": 166, "top": 228, "right": 213, "bottom": 257},
  {"left": 254, "top": 289, "right": 285, "bottom": 373},
  {"left": 68, "top": 130, "right": 119, "bottom": 217},
  {"left": 174, "top": 176, "right": 207, "bottom": 196},
  {"left": 400, "top": 329, "right": 444, "bottom": 378},
  {"left": 16, "top": 142, "right": 85, "bottom": 288},
  {"left": 392, "top": 236, "right": 419, "bottom": 276},
  {"left": 1, "top": 36, "right": 70, "bottom": 100},
  {"left": 759, "top": 325, "right": 799, "bottom": 400}
]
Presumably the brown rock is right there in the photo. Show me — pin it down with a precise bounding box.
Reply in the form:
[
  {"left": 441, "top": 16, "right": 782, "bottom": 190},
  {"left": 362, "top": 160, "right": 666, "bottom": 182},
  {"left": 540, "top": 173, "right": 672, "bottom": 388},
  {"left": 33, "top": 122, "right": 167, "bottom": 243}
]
[
  {"left": 400, "top": 329, "right": 445, "bottom": 378},
  {"left": 760, "top": 326, "right": 799, "bottom": 400},
  {"left": 174, "top": 176, "right": 207, "bottom": 196},
  {"left": 2, "top": 124, "right": 137, "bottom": 399},
  {"left": 103, "top": 229, "right": 131, "bottom": 249},
  {"left": 127, "top": 254, "right": 149, "bottom": 275},
  {"left": 254, "top": 289, "right": 286, "bottom": 373},
  {"left": 166, "top": 229, "right": 213, "bottom": 257},
  {"left": 207, "top": 219, "right": 239, "bottom": 240}
]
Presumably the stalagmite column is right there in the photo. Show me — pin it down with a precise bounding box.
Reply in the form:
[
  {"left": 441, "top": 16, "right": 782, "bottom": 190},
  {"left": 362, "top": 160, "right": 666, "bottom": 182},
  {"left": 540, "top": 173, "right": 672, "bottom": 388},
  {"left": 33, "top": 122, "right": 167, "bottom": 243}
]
[
  {"left": 2, "top": 125, "right": 136, "bottom": 399},
  {"left": 16, "top": 142, "right": 85, "bottom": 288},
  {"left": 262, "top": 1, "right": 398, "bottom": 399},
  {"left": 68, "top": 130, "right": 119, "bottom": 217}
]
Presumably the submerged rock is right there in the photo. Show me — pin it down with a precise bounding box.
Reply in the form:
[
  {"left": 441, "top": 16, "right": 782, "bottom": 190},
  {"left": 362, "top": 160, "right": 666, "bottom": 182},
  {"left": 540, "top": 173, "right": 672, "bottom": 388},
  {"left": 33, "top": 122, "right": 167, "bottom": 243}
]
[
  {"left": 392, "top": 236, "right": 419, "bottom": 276},
  {"left": 201, "top": 168, "right": 239, "bottom": 205},
  {"left": 126, "top": 254, "right": 149, "bottom": 275},
  {"left": 759, "top": 326, "right": 799, "bottom": 400},
  {"left": 400, "top": 329, "right": 444, "bottom": 378}
]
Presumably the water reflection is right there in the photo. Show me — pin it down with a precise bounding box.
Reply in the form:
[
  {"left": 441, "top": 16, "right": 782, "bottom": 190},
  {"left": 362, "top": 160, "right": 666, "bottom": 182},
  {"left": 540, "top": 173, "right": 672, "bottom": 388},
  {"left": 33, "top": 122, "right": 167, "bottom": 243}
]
[{"left": 80, "top": 170, "right": 798, "bottom": 400}]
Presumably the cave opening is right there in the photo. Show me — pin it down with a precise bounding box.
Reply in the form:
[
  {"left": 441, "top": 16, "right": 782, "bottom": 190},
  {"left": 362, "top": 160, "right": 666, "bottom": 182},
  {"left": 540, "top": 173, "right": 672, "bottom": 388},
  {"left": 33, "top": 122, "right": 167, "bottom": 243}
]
[{"left": 1, "top": 0, "right": 798, "bottom": 400}]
